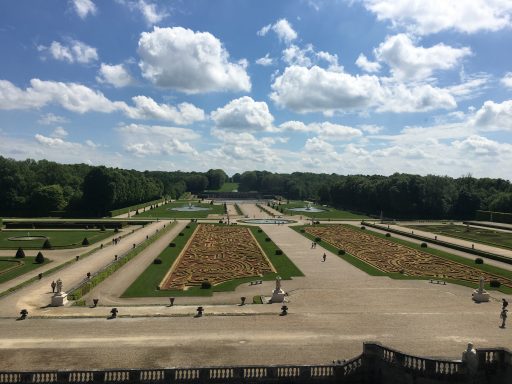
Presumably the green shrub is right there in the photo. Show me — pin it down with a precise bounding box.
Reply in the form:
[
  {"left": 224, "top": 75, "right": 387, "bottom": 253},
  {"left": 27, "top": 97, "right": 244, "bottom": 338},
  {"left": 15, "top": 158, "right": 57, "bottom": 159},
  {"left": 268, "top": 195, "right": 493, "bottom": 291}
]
[
  {"left": 15, "top": 247, "right": 25, "bottom": 259},
  {"left": 420, "top": 242, "right": 428, "bottom": 248},
  {"left": 114, "top": 227, "right": 119, "bottom": 233},
  {"left": 475, "top": 258, "right": 484, "bottom": 264},
  {"left": 338, "top": 249, "right": 346, "bottom": 255},
  {"left": 385, "top": 233, "right": 391, "bottom": 237},
  {"left": 490, "top": 279, "right": 501, "bottom": 288},
  {"left": 35, "top": 252, "right": 45, "bottom": 264},
  {"left": 179, "top": 232, "right": 184, "bottom": 236},
  {"left": 265, "top": 237, "right": 271, "bottom": 242},
  {"left": 201, "top": 281, "right": 212, "bottom": 289},
  {"left": 42, "top": 239, "right": 52, "bottom": 249},
  {"left": 360, "top": 226, "right": 366, "bottom": 230},
  {"left": 186, "top": 225, "right": 190, "bottom": 229},
  {"left": 315, "top": 237, "right": 321, "bottom": 242},
  {"left": 258, "top": 229, "right": 263, "bottom": 233},
  {"left": 100, "top": 225, "right": 106, "bottom": 232},
  {"left": 300, "top": 229, "right": 305, "bottom": 233},
  {"left": 82, "top": 237, "right": 90, "bottom": 246},
  {"left": 275, "top": 249, "right": 283, "bottom": 255},
  {"left": 169, "top": 243, "right": 176, "bottom": 247},
  {"left": 153, "top": 258, "right": 162, "bottom": 264}
]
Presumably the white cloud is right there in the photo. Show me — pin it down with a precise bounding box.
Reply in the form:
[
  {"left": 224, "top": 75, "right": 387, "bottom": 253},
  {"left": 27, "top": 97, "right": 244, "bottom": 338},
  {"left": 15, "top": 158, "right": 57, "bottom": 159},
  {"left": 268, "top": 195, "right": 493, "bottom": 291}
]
[
  {"left": 452, "top": 135, "right": 511, "bottom": 156},
  {"left": 355, "top": 53, "right": 381, "bottom": 73},
  {"left": 374, "top": 34, "right": 471, "bottom": 81},
  {"left": 96, "top": 63, "right": 134, "bottom": 87},
  {"left": 257, "top": 19, "right": 297, "bottom": 44},
  {"left": 362, "top": 0, "right": 512, "bottom": 35},
  {"left": 255, "top": 53, "right": 275, "bottom": 66},
  {"left": 471, "top": 100, "right": 512, "bottom": 131},
  {"left": 270, "top": 65, "right": 457, "bottom": 115},
  {"left": 359, "top": 124, "right": 383, "bottom": 134},
  {"left": 501, "top": 72, "right": 512, "bottom": 88},
  {"left": 282, "top": 44, "right": 314, "bottom": 67},
  {"left": 72, "top": 0, "right": 97, "bottom": 19},
  {"left": 278, "top": 121, "right": 363, "bottom": 140},
  {"left": 35, "top": 134, "right": 81, "bottom": 149},
  {"left": 51, "top": 127, "right": 69, "bottom": 138},
  {"left": 211, "top": 96, "right": 275, "bottom": 132},
  {"left": 38, "top": 40, "right": 98, "bottom": 64},
  {"left": 304, "top": 137, "right": 335, "bottom": 153},
  {"left": 38, "top": 113, "right": 69, "bottom": 125},
  {"left": 124, "top": 96, "right": 205, "bottom": 125},
  {"left": 136, "top": 0, "right": 168, "bottom": 25},
  {"left": 138, "top": 27, "right": 251, "bottom": 93}
]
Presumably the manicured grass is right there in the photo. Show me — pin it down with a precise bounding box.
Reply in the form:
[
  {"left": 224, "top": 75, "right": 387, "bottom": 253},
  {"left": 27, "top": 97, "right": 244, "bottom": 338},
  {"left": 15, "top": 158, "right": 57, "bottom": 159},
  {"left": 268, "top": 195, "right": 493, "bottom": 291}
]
[
  {"left": 122, "top": 223, "right": 303, "bottom": 297},
  {"left": 278, "top": 202, "right": 370, "bottom": 219},
  {"left": 135, "top": 201, "right": 225, "bottom": 218},
  {"left": 0, "top": 230, "right": 114, "bottom": 249},
  {"left": 405, "top": 224, "right": 512, "bottom": 250},
  {"left": 292, "top": 224, "right": 512, "bottom": 294},
  {"left": 205, "top": 182, "right": 239, "bottom": 192},
  {"left": 0, "top": 257, "right": 51, "bottom": 284}
]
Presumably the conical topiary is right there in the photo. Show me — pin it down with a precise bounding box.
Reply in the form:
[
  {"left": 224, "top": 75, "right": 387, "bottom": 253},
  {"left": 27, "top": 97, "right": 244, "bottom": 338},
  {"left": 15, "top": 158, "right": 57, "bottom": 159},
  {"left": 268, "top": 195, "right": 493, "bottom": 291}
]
[
  {"left": 15, "top": 247, "right": 25, "bottom": 259},
  {"left": 35, "top": 251, "right": 45, "bottom": 264},
  {"left": 42, "top": 239, "right": 52, "bottom": 249},
  {"left": 82, "top": 237, "right": 90, "bottom": 246}
]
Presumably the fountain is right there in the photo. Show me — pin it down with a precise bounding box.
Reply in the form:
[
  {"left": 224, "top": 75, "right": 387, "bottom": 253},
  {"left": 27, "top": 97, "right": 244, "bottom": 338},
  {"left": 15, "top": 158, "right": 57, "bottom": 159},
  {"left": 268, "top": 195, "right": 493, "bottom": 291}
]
[
  {"left": 241, "top": 218, "right": 295, "bottom": 224},
  {"left": 169, "top": 203, "right": 211, "bottom": 212},
  {"left": 288, "top": 202, "right": 326, "bottom": 213}
]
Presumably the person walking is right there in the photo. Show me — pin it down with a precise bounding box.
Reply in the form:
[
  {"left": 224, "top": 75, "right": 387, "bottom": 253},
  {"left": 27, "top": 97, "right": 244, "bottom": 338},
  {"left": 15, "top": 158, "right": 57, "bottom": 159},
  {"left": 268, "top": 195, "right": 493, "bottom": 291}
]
[
  {"left": 500, "top": 308, "right": 508, "bottom": 328},
  {"left": 502, "top": 298, "right": 509, "bottom": 310},
  {"left": 322, "top": 253, "right": 326, "bottom": 262},
  {"left": 51, "top": 280, "right": 56, "bottom": 293}
]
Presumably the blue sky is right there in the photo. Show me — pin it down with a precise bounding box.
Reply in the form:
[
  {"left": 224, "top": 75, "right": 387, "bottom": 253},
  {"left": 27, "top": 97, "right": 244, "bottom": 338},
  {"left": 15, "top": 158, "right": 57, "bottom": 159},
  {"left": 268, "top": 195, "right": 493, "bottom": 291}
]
[{"left": 1, "top": 0, "right": 512, "bottom": 178}]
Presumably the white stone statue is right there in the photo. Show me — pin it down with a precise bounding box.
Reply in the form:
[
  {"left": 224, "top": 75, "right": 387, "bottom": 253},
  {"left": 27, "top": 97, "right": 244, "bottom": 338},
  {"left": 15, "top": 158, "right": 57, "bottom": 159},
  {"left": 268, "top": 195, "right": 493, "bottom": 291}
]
[
  {"left": 472, "top": 276, "right": 490, "bottom": 302},
  {"left": 461, "top": 343, "right": 478, "bottom": 374},
  {"left": 56, "top": 278, "right": 63, "bottom": 294},
  {"left": 270, "top": 276, "right": 285, "bottom": 303},
  {"left": 275, "top": 276, "right": 281, "bottom": 291},
  {"left": 51, "top": 278, "right": 68, "bottom": 307}
]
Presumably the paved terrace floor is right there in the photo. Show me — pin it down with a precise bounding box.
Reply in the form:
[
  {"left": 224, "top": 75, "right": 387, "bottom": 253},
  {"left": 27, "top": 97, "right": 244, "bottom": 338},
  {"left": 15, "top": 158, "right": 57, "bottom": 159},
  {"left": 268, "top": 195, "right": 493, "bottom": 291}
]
[{"left": 0, "top": 205, "right": 510, "bottom": 370}]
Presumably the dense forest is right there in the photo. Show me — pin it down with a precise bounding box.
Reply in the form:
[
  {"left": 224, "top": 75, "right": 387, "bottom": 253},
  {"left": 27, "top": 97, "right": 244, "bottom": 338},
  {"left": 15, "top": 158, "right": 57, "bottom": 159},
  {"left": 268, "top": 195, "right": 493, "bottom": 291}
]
[{"left": 0, "top": 156, "right": 511, "bottom": 219}]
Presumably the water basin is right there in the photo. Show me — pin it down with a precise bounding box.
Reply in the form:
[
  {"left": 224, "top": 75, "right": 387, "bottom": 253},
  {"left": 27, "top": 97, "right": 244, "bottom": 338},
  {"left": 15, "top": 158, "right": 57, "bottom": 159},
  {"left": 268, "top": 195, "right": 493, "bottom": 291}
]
[{"left": 240, "top": 219, "right": 295, "bottom": 224}]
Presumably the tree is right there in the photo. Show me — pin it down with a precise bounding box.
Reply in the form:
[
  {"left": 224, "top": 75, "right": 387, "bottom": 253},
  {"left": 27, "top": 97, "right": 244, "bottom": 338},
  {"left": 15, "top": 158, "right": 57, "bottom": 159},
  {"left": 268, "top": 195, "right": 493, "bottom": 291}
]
[
  {"left": 15, "top": 247, "right": 25, "bottom": 258},
  {"left": 35, "top": 252, "right": 45, "bottom": 264}
]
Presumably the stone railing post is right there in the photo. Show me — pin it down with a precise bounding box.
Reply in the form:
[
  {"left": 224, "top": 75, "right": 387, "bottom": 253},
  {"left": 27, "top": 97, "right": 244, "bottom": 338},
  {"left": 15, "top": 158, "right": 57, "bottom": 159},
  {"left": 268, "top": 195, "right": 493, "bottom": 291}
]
[{"left": 362, "top": 342, "right": 383, "bottom": 382}]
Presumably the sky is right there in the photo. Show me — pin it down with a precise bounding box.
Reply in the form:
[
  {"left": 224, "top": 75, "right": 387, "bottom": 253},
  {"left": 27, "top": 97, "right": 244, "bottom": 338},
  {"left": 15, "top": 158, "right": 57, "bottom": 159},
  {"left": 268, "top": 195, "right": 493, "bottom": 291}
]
[{"left": 1, "top": 0, "right": 512, "bottom": 178}]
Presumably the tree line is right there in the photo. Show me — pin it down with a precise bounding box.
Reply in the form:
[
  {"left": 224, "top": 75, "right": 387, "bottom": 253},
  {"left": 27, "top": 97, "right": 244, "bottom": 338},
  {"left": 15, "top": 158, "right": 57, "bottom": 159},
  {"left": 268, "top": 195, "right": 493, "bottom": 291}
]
[
  {"left": 0, "top": 156, "right": 227, "bottom": 217},
  {"left": 235, "top": 171, "right": 512, "bottom": 219}
]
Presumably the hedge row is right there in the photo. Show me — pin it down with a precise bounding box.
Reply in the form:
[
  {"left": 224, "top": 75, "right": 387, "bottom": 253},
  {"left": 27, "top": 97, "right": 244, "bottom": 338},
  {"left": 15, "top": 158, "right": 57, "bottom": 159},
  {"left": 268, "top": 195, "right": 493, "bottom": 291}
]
[{"left": 109, "top": 198, "right": 165, "bottom": 217}]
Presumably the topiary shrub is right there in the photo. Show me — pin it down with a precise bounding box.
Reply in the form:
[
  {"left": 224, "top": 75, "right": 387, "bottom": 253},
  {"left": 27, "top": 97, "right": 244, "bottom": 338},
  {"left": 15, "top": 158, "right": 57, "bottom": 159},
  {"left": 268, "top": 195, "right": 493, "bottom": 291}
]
[
  {"left": 35, "top": 252, "right": 45, "bottom": 264},
  {"left": 315, "top": 237, "right": 321, "bottom": 242},
  {"left": 257, "top": 229, "right": 263, "bottom": 233},
  {"left": 300, "top": 229, "right": 305, "bottom": 233},
  {"left": 385, "top": 233, "right": 391, "bottom": 237},
  {"left": 179, "top": 232, "right": 184, "bottom": 236},
  {"left": 42, "top": 239, "right": 52, "bottom": 249},
  {"left": 169, "top": 242, "right": 176, "bottom": 247},
  {"left": 186, "top": 225, "right": 190, "bottom": 229},
  {"left": 201, "top": 281, "right": 212, "bottom": 289},
  {"left": 82, "top": 237, "right": 90, "bottom": 246},
  {"left": 15, "top": 247, "right": 25, "bottom": 259},
  {"left": 265, "top": 237, "right": 271, "bottom": 242},
  {"left": 114, "top": 227, "right": 119, "bottom": 233},
  {"left": 275, "top": 249, "right": 283, "bottom": 255},
  {"left": 100, "top": 225, "right": 106, "bottom": 232},
  {"left": 360, "top": 226, "right": 366, "bottom": 230},
  {"left": 490, "top": 279, "right": 501, "bottom": 288},
  {"left": 475, "top": 258, "right": 484, "bottom": 264},
  {"left": 153, "top": 258, "right": 162, "bottom": 264},
  {"left": 338, "top": 249, "right": 346, "bottom": 255},
  {"left": 420, "top": 242, "right": 428, "bottom": 248}
]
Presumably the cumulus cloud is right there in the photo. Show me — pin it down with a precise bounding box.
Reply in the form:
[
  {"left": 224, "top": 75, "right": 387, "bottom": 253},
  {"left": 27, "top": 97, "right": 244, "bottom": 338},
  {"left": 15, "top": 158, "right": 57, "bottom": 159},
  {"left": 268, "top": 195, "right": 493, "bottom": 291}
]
[
  {"left": 0, "top": 79, "right": 204, "bottom": 124},
  {"left": 255, "top": 53, "right": 275, "bottom": 66},
  {"left": 118, "top": 123, "right": 199, "bottom": 157},
  {"left": 38, "top": 40, "right": 98, "bottom": 64},
  {"left": 270, "top": 65, "right": 457, "bottom": 115},
  {"left": 501, "top": 73, "right": 512, "bottom": 88},
  {"left": 355, "top": 53, "right": 381, "bottom": 73},
  {"left": 452, "top": 135, "right": 511, "bottom": 156},
  {"left": 35, "top": 134, "right": 81, "bottom": 149},
  {"left": 71, "top": 0, "right": 97, "bottom": 19},
  {"left": 38, "top": 113, "right": 69, "bottom": 125},
  {"left": 211, "top": 96, "right": 275, "bottom": 132},
  {"left": 51, "top": 127, "right": 69, "bottom": 138},
  {"left": 96, "top": 63, "right": 134, "bottom": 87},
  {"left": 362, "top": 0, "right": 512, "bottom": 35},
  {"left": 282, "top": 44, "right": 341, "bottom": 69},
  {"left": 471, "top": 100, "right": 512, "bottom": 131},
  {"left": 136, "top": 0, "right": 168, "bottom": 25},
  {"left": 278, "top": 121, "right": 363, "bottom": 140},
  {"left": 137, "top": 27, "right": 251, "bottom": 93},
  {"left": 257, "top": 19, "right": 297, "bottom": 44},
  {"left": 374, "top": 34, "right": 471, "bottom": 81}
]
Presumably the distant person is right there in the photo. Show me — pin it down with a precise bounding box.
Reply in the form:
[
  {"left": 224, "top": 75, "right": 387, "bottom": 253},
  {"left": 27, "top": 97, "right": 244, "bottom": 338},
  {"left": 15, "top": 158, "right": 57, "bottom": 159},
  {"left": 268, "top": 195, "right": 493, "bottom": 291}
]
[
  {"left": 502, "top": 299, "right": 508, "bottom": 310},
  {"left": 322, "top": 253, "right": 326, "bottom": 262},
  {"left": 51, "top": 280, "right": 56, "bottom": 293},
  {"left": 500, "top": 309, "right": 508, "bottom": 328}
]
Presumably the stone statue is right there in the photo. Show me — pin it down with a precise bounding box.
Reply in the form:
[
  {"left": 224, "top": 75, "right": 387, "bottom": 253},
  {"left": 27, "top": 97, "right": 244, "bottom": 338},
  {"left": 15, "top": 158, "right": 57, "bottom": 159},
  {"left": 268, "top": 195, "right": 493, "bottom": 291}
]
[
  {"left": 461, "top": 343, "right": 478, "bottom": 374},
  {"left": 472, "top": 276, "right": 490, "bottom": 302},
  {"left": 275, "top": 276, "right": 281, "bottom": 291},
  {"left": 478, "top": 277, "right": 484, "bottom": 293},
  {"left": 56, "top": 278, "right": 63, "bottom": 294},
  {"left": 51, "top": 278, "right": 68, "bottom": 306}
]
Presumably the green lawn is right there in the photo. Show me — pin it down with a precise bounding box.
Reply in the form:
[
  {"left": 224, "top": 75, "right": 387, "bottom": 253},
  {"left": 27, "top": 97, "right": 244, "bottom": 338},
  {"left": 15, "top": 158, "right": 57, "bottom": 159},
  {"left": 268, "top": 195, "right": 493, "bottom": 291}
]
[
  {"left": 292, "top": 224, "right": 512, "bottom": 294},
  {"left": 0, "top": 230, "right": 114, "bottom": 249},
  {"left": 276, "top": 202, "right": 370, "bottom": 219},
  {"left": 0, "top": 257, "right": 51, "bottom": 284},
  {"left": 122, "top": 223, "right": 303, "bottom": 297},
  {"left": 205, "top": 182, "right": 239, "bottom": 192},
  {"left": 135, "top": 201, "right": 225, "bottom": 218},
  {"left": 405, "top": 224, "right": 512, "bottom": 250}
]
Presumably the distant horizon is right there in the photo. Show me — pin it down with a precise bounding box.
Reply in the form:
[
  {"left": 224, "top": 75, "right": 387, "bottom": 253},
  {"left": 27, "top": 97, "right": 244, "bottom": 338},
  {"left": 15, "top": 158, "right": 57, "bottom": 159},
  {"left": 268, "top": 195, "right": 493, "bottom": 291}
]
[{"left": 1, "top": 1, "right": 512, "bottom": 178}]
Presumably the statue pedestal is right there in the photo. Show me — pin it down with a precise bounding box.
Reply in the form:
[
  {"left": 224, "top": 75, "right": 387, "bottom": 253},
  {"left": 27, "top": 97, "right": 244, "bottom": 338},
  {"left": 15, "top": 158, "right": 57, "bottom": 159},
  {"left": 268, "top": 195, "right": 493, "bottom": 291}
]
[
  {"left": 270, "top": 289, "right": 286, "bottom": 303},
  {"left": 51, "top": 292, "right": 68, "bottom": 307},
  {"left": 472, "top": 289, "right": 490, "bottom": 303}
]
